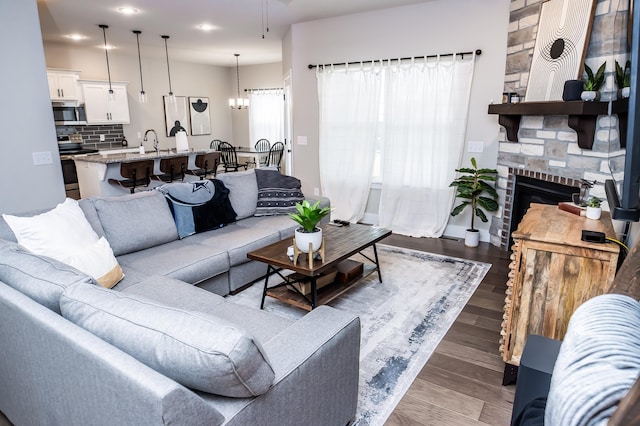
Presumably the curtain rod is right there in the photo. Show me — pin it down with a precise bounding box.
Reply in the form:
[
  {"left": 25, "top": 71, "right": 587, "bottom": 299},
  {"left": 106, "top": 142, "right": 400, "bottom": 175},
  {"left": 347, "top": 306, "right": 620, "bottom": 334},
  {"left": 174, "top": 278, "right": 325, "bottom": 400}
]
[
  {"left": 244, "top": 87, "right": 283, "bottom": 92},
  {"left": 308, "top": 49, "right": 482, "bottom": 69}
]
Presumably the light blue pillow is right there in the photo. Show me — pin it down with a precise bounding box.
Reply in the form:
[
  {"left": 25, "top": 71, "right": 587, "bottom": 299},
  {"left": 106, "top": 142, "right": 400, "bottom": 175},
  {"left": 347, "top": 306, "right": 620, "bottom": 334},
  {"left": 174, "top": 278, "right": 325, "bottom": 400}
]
[{"left": 60, "top": 283, "right": 275, "bottom": 397}]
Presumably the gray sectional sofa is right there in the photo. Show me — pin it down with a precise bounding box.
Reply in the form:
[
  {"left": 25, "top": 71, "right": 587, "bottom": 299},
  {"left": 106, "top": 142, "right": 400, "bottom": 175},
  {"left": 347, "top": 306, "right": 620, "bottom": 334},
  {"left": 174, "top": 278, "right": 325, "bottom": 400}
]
[{"left": 0, "top": 169, "right": 360, "bottom": 425}]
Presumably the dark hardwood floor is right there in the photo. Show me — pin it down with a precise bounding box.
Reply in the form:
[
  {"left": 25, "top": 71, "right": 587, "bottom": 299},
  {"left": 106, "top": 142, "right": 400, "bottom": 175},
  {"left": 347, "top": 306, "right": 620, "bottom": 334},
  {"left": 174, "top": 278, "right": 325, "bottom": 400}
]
[{"left": 382, "top": 234, "right": 515, "bottom": 426}]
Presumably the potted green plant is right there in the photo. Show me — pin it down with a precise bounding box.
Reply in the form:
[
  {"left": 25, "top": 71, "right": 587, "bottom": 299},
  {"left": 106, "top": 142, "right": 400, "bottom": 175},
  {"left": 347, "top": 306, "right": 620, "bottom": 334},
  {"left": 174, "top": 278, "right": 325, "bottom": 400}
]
[
  {"left": 289, "top": 200, "right": 331, "bottom": 253},
  {"left": 615, "top": 59, "right": 631, "bottom": 98},
  {"left": 450, "top": 157, "right": 499, "bottom": 247},
  {"left": 585, "top": 196, "right": 602, "bottom": 220},
  {"left": 581, "top": 62, "right": 606, "bottom": 101}
]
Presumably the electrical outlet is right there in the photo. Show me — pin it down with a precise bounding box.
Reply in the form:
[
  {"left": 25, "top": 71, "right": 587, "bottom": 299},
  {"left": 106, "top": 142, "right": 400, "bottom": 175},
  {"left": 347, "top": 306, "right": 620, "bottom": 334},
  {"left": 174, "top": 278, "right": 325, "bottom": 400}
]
[
  {"left": 32, "top": 151, "right": 53, "bottom": 166},
  {"left": 99, "top": 134, "right": 106, "bottom": 142},
  {"left": 314, "top": 188, "right": 320, "bottom": 196}
]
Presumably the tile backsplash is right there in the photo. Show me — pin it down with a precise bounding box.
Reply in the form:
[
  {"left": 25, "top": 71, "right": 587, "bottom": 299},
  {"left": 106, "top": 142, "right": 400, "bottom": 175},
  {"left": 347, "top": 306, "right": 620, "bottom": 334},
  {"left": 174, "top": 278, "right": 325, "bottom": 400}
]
[{"left": 56, "top": 124, "right": 127, "bottom": 150}]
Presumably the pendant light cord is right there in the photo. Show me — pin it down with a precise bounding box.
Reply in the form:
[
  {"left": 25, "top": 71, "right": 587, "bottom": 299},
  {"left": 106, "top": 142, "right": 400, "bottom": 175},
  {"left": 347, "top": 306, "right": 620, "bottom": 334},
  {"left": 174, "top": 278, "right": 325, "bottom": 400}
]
[
  {"left": 99, "top": 25, "right": 113, "bottom": 93},
  {"left": 261, "top": 0, "right": 269, "bottom": 39},
  {"left": 235, "top": 54, "right": 241, "bottom": 98},
  {"left": 134, "top": 30, "right": 145, "bottom": 94},
  {"left": 162, "top": 35, "right": 173, "bottom": 95}
]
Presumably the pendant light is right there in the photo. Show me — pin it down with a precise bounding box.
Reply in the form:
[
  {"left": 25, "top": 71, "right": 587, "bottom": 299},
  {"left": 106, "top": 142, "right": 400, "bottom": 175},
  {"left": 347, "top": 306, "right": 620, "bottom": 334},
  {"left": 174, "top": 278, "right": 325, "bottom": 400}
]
[
  {"left": 161, "top": 35, "right": 175, "bottom": 103},
  {"left": 133, "top": 30, "right": 146, "bottom": 103},
  {"left": 229, "top": 54, "right": 249, "bottom": 109},
  {"left": 98, "top": 24, "right": 115, "bottom": 101}
]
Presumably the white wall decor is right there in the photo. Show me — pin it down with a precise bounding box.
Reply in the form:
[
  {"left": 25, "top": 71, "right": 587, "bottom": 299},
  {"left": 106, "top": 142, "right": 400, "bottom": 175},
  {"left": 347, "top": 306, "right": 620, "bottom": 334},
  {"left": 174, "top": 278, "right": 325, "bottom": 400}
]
[{"left": 189, "top": 97, "right": 211, "bottom": 136}]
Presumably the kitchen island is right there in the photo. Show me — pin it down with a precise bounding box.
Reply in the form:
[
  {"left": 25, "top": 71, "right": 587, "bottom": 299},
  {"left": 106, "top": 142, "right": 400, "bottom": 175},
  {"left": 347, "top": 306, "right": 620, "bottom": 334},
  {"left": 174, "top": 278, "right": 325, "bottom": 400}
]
[{"left": 73, "top": 148, "right": 219, "bottom": 198}]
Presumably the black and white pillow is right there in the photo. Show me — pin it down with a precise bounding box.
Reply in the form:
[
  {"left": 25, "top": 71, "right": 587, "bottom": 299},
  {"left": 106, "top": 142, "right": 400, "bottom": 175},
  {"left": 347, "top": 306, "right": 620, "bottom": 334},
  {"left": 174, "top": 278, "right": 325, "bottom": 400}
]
[{"left": 254, "top": 169, "right": 305, "bottom": 216}]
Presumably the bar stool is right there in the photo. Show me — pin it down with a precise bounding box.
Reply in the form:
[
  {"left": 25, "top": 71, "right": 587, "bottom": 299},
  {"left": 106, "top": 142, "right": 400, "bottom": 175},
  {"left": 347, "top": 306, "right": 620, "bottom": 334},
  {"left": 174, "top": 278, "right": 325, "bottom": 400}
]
[
  {"left": 152, "top": 156, "right": 188, "bottom": 183},
  {"left": 186, "top": 152, "right": 221, "bottom": 180},
  {"left": 108, "top": 160, "right": 154, "bottom": 194}
]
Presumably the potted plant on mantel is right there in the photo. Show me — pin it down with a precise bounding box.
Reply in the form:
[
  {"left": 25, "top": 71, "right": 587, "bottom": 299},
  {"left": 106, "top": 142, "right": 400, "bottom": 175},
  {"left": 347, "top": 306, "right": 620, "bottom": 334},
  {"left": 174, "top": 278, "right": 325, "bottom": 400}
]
[
  {"left": 449, "top": 157, "right": 499, "bottom": 247},
  {"left": 581, "top": 62, "right": 606, "bottom": 101},
  {"left": 615, "top": 59, "right": 631, "bottom": 99},
  {"left": 586, "top": 196, "right": 602, "bottom": 220},
  {"left": 289, "top": 200, "right": 331, "bottom": 253}
]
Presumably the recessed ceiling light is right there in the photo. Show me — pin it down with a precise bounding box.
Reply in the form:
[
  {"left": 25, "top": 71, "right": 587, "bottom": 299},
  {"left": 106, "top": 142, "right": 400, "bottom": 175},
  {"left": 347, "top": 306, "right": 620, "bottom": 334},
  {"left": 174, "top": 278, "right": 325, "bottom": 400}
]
[
  {"left": 117, "top": 7, "right": 139, "bottom": 15},
  {"left": 198, "top": 24, "right": 217, "bottom": 31},
  {"left": 66, "top": 34, "right": 85, "bottom": 41}
]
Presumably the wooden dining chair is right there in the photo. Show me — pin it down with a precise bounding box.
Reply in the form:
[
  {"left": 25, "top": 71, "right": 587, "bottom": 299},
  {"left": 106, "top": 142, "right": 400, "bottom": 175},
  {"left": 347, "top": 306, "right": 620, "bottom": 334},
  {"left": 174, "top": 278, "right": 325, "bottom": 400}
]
[
  {"left": 267, "top": 142, "right": 285, "bottom": 171},
  {"left": 254, "top": 138, "right": 271, "bottom": 167},
  {"left": 218, "top": 142, "right": 249, "bottom": 173}
]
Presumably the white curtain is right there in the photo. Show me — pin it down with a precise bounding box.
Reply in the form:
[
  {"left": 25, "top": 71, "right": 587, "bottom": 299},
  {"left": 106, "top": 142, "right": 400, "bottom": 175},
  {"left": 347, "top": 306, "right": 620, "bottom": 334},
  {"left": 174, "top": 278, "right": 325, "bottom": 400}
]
[
  {"left": 248, "top": 89, "right": 284, "bottom": 147},
  {"left": 317, "top": 65, "right": 382, "bottom": 222},
  {"left": 378, "top": 55, "right": 476, "bottom": 237}
]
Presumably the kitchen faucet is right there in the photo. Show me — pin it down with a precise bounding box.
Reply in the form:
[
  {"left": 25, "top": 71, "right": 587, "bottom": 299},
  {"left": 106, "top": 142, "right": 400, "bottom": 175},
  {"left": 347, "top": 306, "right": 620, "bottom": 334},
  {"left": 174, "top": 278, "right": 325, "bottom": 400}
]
[{"left": 143, "top": 129, "right": 159, "bottom": 152}]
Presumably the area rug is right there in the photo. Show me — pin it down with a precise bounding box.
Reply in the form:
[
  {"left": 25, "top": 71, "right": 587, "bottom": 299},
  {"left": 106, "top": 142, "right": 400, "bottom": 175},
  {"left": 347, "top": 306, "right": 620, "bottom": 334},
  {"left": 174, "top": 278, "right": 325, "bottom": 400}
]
[{"left": 228, "top": 243, "right": 491, "bottom": 425}]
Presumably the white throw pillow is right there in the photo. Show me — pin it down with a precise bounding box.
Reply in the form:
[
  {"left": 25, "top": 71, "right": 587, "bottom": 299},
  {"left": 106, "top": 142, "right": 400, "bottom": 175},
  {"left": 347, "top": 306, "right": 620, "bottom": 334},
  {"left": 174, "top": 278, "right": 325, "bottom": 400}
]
[
  {"left": 2, "top": 198, "right": 123, "bottom": 287},
  {"left": 61, "top": 237, "right": 123, "bottom": 288},
  {"left": 3, "top": 198, "right": 99, "bottom": 254}
]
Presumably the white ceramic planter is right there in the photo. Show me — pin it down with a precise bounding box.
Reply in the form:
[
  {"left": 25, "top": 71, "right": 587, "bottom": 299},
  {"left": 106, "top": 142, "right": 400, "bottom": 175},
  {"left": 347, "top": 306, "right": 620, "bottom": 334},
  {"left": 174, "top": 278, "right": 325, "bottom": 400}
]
[
  {"left": 586, "top": 206, "right": 602, "bottom": 220},
  {"left": 295, "top": 228, "right": 323, "bottom": 253},
  {"left": 465, "top": 229, "right": 480, "bottom": 247},
  {"left": 581, "top": 91, "right": 599, "bottom": 101},
  {"left": 622, "top": 87, "right": 630, "bottom": 98}
]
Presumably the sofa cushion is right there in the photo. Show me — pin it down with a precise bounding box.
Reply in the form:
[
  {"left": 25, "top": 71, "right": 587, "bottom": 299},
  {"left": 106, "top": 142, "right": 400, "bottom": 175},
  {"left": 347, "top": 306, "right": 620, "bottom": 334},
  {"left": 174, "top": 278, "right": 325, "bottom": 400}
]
[
  {"left": 254, "top": 169, "right": 305, "bottom": 216},
  {"left": 216, "top": 169, "right": 259, "bottom": 219},
  {"left": 0, "top": 241, "right": 96, "bottom": 313},
  {"left": 116, "top": 239, "right": 229, "bottom": 284},
  {"left": 156, "top": 180, "right": 237, "bottom": 238},
  {"left": 93, "top": 191, "right": 179, "bottom": 256},
  {"left": 188, "top": 224, "right": 281, "bottom": 266},
  {"left": 60, "top": 283, "right": 276, "bottom": 397},
  {"left": 2, "top": 198, "right": 123, "bottom": 288}
]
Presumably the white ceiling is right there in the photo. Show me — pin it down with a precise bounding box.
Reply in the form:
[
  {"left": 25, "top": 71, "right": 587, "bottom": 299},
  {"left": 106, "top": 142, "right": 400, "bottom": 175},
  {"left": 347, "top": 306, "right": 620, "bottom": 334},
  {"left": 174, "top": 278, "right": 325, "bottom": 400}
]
[{"left": 37, "top": 0, "right": 434, "bottom": 67}]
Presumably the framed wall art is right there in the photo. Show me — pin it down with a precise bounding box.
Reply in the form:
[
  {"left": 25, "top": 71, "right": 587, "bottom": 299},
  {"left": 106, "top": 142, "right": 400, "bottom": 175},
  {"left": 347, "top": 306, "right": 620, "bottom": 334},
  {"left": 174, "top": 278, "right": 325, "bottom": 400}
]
[
  {"left": 525, "top": 0, "right": 597, "bottom": 101},
  {"left": 189, "top": 97, "right": 211, "bottom": 135},
  {"left": 163, "top": 95, "right": 189, "bottom": 137}
]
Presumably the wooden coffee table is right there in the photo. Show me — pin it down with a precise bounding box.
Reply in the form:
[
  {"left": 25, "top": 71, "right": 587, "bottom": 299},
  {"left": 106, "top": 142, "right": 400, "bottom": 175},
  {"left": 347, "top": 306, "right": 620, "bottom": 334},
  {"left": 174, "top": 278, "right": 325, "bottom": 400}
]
[{"left": 247, "top": 223, "right": 391, "bottom": 311}]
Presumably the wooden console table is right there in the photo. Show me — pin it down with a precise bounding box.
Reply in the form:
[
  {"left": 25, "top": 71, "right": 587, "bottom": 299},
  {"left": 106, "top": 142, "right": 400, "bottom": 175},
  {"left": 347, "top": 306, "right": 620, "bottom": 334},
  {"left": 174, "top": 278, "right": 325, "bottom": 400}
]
[{"left": 500, "top": 203, "right": 619, "bottom": 384}]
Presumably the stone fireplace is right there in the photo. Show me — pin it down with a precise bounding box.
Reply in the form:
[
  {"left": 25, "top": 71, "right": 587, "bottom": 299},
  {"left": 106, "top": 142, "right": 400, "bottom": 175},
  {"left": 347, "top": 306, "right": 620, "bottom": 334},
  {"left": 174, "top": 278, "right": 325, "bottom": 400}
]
[{"left": 489, "top": 0, "right": 630, "bottom": 250}]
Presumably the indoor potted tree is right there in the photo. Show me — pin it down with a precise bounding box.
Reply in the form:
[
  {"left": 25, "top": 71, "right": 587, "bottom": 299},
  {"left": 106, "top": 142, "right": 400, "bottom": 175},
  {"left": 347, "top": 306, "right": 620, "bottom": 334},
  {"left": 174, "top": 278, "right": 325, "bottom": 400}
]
[
  {"left": 450, "top": 157, "right": 499, "bottom": 247},
  {"left": 615, "top": 59, "right": 631, "bottom": 98},
  {"left": 581, "top": 62, "right": 606, "bottom": 101},
  {"left": 585, "top": 196, "right": 602, "bottom": 220},
  {"left": 289, "top": 200, "right": 331, "bottom": 253}
]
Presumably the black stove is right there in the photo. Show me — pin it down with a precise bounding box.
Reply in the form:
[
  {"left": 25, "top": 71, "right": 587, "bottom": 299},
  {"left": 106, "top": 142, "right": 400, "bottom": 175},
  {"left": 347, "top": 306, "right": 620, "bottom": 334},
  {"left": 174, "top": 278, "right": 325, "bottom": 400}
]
[{"left": 59, "top": 148, "right": 99, "bottom": 155}]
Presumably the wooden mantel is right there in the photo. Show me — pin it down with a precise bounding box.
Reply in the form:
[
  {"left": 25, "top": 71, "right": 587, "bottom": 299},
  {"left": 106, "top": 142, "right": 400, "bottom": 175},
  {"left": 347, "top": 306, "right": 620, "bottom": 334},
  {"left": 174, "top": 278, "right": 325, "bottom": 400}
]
[{"left": 488, "top": 99, "right": 628, "bottom": 150}]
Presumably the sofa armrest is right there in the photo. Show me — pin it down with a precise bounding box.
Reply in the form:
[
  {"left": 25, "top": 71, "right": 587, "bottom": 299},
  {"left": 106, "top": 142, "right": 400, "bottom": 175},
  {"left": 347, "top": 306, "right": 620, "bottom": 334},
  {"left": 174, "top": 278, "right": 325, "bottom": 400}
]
[
  {"left": 304, "top": 196, "right": 331, "bottom": 225},
  {"left": 204, "top": 306, "right": 360, "bottom": 426}
]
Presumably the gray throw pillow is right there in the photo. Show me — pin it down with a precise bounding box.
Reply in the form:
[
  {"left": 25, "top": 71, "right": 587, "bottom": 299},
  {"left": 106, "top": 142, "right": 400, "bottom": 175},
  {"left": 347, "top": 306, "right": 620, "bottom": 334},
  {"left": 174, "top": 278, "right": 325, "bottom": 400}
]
[
  {"left": 60, "top": 283, "right": 275, "bottom": 397},
  {"left": 0, "top": 241, "right": 96, "bottom": 313},
  {"left": 93, "top": 191, "right": 179, "bottom": 256},
  {"left": 216, "top": 169, "right": 258, "bottom": 219}
]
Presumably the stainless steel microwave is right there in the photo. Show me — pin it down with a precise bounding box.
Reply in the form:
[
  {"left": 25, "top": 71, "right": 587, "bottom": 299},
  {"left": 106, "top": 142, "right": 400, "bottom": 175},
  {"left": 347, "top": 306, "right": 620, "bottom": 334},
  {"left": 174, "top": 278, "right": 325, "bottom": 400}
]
[{"left": 52, "top": 101, "right": 87, "bottom": 125}]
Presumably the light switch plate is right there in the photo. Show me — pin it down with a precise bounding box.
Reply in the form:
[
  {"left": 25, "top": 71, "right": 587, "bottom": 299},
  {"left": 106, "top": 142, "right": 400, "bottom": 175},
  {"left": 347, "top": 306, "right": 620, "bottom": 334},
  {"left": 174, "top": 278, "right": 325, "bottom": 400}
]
[
  {"left": 468, "top": 141, "right": 484, "bottom": 153},
  {"left": 297, "top": 136, "right": 308, "bottom": 145},
  {"left": 32, "top": 151, "right": 53, "bottom": 166}
]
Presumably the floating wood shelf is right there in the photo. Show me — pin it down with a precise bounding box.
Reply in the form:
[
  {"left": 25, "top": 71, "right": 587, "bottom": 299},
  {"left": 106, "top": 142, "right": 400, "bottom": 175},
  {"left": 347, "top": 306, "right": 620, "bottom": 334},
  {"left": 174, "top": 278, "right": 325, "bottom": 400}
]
[{"left": 487, "top": 99, "right": 628, "bottom": 150}]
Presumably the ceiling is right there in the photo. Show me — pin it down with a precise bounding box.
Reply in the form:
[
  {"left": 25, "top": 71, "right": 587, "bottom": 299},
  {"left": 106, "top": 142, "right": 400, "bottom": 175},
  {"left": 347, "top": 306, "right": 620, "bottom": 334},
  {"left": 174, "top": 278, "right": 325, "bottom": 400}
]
[{"left": 37, "top": 0, "right": 434, "bottom": 67}]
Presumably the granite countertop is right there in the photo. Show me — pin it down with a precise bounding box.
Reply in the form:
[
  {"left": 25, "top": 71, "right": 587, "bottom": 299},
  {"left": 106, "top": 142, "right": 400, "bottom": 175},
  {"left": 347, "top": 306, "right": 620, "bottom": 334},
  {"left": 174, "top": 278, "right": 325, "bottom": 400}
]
[{"left": 73, "top": 148, "right": 218, "bottom": 164}]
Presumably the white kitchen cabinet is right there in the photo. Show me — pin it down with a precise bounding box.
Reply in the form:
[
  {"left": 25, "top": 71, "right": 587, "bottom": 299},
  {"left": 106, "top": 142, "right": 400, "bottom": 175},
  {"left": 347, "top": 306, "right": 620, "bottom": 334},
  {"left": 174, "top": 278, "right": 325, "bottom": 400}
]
[
  {"left": 81, "top": 81, "right": 130, "bottom": 125},
  {"left": 47, "top": 69, "right": 81, "bottom": 101}
]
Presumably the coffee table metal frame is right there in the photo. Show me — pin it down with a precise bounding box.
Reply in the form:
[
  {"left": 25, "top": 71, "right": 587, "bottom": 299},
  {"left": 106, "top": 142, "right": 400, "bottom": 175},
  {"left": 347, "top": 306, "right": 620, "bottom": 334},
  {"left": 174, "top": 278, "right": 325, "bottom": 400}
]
[{"left": 247, "top": 224, "right": 391, "bottom": 311}]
